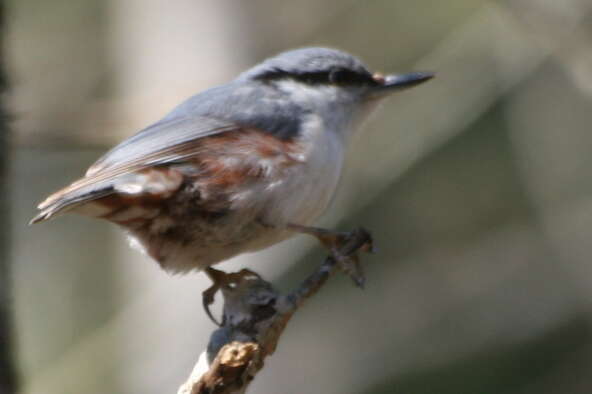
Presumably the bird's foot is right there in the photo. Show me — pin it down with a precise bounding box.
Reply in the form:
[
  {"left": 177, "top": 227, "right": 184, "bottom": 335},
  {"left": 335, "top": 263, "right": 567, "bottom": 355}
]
[
  {"left": 203, "top": 267, "right": 261, "bottom": 326},
  {"left": 288, "top": 224, "right": 374, "bottom": 288}
]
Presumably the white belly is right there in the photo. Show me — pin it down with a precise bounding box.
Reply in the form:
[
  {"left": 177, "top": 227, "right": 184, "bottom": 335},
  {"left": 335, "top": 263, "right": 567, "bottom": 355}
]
[
  {"left": 126, "top": 148, "right": 343, "bottom": 273},
  {"left": 124, "top": 111, "right": 350, "bottom": 273}
]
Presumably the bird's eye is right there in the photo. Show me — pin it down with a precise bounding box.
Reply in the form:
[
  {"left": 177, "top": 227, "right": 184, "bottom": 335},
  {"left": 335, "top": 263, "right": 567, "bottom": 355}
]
[
  {"left": 329, "top": 69, "right": 351, "bottom": 84},
  {"left": 329, "top": 68, "right": 371, "bottom": 85}
]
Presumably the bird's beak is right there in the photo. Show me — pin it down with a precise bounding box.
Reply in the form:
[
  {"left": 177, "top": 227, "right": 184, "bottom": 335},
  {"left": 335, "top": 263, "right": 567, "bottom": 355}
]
[{"left": 370, "top": 71, "right": 434, "bottom": 97}]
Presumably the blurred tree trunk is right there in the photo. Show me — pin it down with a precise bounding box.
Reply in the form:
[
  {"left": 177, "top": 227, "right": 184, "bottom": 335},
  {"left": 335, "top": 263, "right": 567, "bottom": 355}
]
[{"left": 0, "top": 1, "right": 17, "bottom": 393}]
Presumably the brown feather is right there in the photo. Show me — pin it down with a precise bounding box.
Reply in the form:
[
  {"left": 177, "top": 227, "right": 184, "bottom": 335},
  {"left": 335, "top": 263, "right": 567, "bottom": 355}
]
[{"left": 32, "top": 128, "right": 303, "bottom": 225}]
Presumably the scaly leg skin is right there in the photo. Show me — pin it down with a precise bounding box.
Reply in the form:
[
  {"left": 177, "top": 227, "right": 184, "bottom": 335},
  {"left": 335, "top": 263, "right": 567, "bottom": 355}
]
[
  {"left": 287, "top": 224, "right": 375, "bottom": 288},
  {"left": 203, "top": 266, "right": 262, "bottom": 326}
]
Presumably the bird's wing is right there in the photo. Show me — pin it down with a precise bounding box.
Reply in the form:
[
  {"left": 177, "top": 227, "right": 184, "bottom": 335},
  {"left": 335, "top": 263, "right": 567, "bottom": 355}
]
[
  {"left": 31, "top": 115, "right": 239, "bottom": 223},
  {"left": 87, "top": 115, "right": 237, "bottom": 176}
]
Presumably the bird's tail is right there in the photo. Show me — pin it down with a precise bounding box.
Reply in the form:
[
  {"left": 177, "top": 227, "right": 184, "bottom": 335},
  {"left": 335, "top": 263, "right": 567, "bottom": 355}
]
[{"left": 30, "top": 181, "right": 115, "bottom": 224}]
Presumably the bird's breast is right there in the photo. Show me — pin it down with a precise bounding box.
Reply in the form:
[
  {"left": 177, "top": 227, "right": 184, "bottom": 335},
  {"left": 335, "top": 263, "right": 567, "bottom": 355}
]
[{"left": 260, "top": 113, "right": 345, "bottom": 226}]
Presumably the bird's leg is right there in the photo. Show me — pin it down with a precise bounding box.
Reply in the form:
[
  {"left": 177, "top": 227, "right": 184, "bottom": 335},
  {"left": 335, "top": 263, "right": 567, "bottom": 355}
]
[
  {"left": 203, "top": 266, "right": 262, "bottom": 326},
  {"left": 287, "top": 224, "right": 374, "bottom": 288}
]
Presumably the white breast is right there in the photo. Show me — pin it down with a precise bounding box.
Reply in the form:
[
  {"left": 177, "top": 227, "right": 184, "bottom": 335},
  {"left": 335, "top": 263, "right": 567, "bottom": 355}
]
[
  {"left": 259, "top": 79, "right": 370, "bottom": 227},
  {"left": 262, "top": 112, "right": 345, "bottom": 226}
]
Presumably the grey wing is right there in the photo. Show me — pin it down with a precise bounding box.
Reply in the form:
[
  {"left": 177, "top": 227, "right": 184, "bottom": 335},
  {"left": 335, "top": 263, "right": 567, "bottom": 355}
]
[
  {"left": 87, "top": 115, "right": 236, "bottom": 175},
  {"left": 31, "top": 115, "right": 238, "bottom": 224}
]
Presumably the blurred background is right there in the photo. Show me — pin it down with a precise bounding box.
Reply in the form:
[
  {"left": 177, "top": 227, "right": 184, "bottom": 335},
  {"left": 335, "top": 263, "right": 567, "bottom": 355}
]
[{"left": 4, "top": 0, "right": 592, "bottom": 393}]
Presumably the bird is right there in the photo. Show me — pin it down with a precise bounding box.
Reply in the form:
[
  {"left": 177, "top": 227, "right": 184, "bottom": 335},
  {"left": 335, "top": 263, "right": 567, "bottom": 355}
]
[{"left": 31, "top": 47, "right": 433, "bottom": 321}]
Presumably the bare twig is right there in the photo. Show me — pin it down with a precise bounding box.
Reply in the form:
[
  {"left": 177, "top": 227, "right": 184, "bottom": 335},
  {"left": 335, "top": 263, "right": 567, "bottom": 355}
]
[{"left": 177, "top": 228, "right": 373, "bottom": 394}]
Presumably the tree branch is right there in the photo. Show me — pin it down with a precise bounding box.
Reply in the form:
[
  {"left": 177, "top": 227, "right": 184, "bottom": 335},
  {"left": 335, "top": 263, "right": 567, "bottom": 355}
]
[{"left": 177, "top": 228, "right": 373, "bottom": 394}]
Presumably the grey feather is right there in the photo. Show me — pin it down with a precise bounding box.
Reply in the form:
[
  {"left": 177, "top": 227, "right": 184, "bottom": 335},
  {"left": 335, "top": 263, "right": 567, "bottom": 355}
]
[
  {"left": 87, "top": 115, "right": 237, "bottom": 175},
  {"left": 90, "top": 75, "right": 309, "bottom": 173},
  {"left": 238, "top": 47, "right": 370, "bottom": 81}
]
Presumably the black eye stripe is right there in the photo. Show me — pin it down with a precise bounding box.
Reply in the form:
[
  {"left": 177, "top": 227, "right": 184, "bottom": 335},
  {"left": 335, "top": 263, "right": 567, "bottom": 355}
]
[
  {"left": 295, "top": 71, "right": 332, "bottom": 84},
  {"left": 329, "top": 69, "right": 375, "bottom": 84},
  {"left": 256, "top": 68, "right": 375, "bottom": 85}
]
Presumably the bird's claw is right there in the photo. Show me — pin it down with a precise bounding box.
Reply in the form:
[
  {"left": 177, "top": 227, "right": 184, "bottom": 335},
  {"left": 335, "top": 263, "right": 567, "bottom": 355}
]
[
  {"left": 202, "top": 282, "right": 222, "bottom": 326},
  {"left": 329, "top": 227, "right": 373, "bottom": 288},
  {"left": 203, "top": 267, "right": 262, "bottom": 326}
]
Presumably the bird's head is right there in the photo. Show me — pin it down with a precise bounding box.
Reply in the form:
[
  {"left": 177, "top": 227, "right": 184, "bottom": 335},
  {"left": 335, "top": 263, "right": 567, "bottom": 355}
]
[
  {"left": 236, "top": 47, "right": 433, "bottom": 141},
  {"left": 239, "top": 47, "right": 433, "bottom": 103}
]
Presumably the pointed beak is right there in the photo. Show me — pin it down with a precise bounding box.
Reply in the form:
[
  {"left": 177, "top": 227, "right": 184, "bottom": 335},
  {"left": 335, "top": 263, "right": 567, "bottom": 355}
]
[{"left": 371, "top": 71, "right": 434, "bottom": 96}]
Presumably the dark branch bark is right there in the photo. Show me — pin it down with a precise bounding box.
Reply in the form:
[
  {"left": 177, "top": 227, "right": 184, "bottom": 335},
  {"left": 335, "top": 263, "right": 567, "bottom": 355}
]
[
  {"left": 177, "top": 229, "right": 372, "bottom": 394},
  {"left": 0, "top": 1, "right": 18, "bottom": 393}
]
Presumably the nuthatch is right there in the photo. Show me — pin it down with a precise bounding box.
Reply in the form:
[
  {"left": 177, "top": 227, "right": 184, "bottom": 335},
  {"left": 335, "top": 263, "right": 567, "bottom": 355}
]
[{"left": 32, "top": 47, "right": 433, "bottom": 319}]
